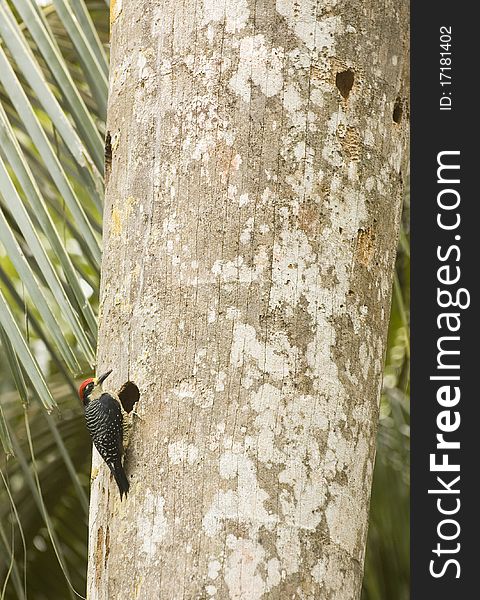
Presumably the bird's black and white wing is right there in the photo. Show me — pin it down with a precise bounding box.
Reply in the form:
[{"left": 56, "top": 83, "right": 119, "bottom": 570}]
[{"left": 85, "top": 392, "right": 124, "bottom": 465}]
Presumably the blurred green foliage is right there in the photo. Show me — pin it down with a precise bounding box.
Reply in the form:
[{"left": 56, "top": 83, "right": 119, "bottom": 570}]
[
  {"left": 0, "top": 1, "right": 106, "bottom": 597},
  {"left": 362, "top": 193, "right": 410, "bottom": 600}
]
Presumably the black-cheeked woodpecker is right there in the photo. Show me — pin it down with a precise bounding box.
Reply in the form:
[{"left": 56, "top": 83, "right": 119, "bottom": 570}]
[{"left": 79, "top": 370, "right": 130, "bottom": 499}]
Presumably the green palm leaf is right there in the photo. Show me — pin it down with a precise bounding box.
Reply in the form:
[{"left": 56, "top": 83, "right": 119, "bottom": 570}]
[
  {"left": 4, "top": 0, "right": 105, "bottom": 173},
  {"left": 0, "top": 1, "right": 107, "bottom": 596},
  {"left": 0, "top": 104, "right": 97, "bottom": 337},
  {"left": 0, "top": 46, "right": 102, "bottom": 265}
]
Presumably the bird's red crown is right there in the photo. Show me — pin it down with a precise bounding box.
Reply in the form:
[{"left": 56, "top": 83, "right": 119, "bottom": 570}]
[{"left": 78, "top": 377, "right": 94, "bottom": 400}]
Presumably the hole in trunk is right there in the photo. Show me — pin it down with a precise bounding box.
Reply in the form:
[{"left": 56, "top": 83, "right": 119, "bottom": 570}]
[
  {"left": 393, "top": 97, "right": 403, "bottom": 123},
  {"left": 104, "top": 131, "right": 112, "bottom": 183},
  {"left": 335, "top": 69, "right": 354, "bottom": 99},
  {"left": 118, "top": 381, "right": 140, "bottom": 413}
]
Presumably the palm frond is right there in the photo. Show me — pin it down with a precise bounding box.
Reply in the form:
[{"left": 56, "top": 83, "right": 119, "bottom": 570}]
[{"left": 0, "top": 1, "right": 108, "bottom": 596}]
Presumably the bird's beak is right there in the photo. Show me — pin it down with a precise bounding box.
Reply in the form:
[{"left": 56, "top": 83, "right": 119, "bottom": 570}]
[{"left": 96, "top": 369, "right": 112, "bottom": 385}]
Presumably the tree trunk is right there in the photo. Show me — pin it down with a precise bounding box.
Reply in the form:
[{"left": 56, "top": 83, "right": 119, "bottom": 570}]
[{"left": 88, "top": 0, "right": 408, "bottom": 598}]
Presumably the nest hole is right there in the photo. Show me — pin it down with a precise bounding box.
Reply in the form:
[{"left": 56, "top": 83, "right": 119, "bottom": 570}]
[
  {"left": 118, "top": 381, "right": 140, "bottom": 413},
  {"left": 336, "top": 69, "right": 354, "bottom": 99}
]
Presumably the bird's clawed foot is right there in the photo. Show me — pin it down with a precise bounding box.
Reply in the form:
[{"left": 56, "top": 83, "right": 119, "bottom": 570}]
[{"left": 131, "top": 408, "right": 143, "bottom": 421}]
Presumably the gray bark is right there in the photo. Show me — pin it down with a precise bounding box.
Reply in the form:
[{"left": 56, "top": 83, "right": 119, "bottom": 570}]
[{"left": 88, "top": 0, "right": 409, "bottom": 598}]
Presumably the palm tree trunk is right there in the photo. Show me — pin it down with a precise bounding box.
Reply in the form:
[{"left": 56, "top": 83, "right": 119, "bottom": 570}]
[{"left": 88, "top": 0, "right": 409, "bottom": 597}]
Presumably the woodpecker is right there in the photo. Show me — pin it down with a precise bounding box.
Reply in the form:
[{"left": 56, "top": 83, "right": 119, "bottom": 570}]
[{"left": 79, "top": 370, "right": 130, "bottom": 499}]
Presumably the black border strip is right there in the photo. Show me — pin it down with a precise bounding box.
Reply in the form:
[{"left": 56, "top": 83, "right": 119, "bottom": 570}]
[{"left": 411, "top": 2, "right": 475, "bottom": 596}]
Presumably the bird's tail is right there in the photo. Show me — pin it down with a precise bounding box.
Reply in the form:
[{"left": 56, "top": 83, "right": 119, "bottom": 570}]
[{"left": 109, "top": 461, "right": 130, "bottom": 500}]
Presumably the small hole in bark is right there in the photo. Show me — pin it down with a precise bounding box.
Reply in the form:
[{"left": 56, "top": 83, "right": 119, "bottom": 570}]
[
  {"left": 393, "top": 98, "right": 403, "bottom": 123},
  {"left": 336, "top": 69, "right": 354, "bottom": 99},
  {"left": 104, "top": 131, "right": 112, "bottom": 183},
  {"left": 104, "top": 526, "right": 110, "bottom": 568},
  {"left": 118, "top": 381, "right": 140, "bottom": 413}
]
